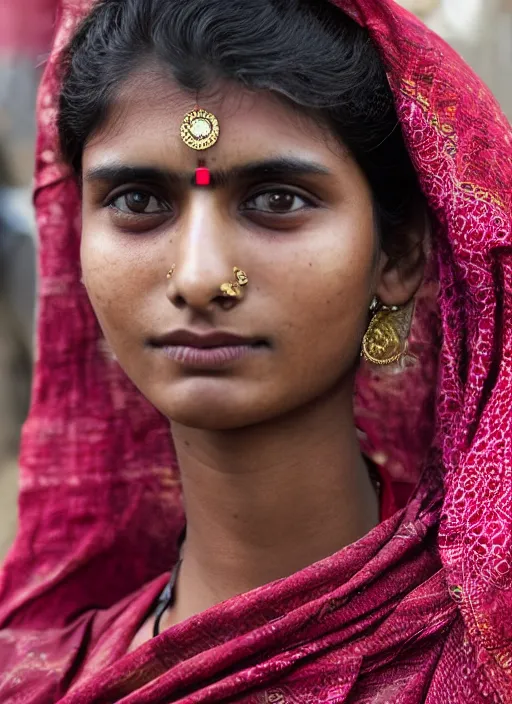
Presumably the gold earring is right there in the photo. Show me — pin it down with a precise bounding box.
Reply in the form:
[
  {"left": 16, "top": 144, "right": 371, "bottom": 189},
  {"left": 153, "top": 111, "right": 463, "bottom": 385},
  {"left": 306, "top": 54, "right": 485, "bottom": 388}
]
[
  {"left": 220, "top": 267, "right": 249, "bottom": 299},
  {"left": 361, "top": 297, "right": 412, "bottom": 366},
  {"left": 166, "top": 264, "right": 176, "bottom": 280}
]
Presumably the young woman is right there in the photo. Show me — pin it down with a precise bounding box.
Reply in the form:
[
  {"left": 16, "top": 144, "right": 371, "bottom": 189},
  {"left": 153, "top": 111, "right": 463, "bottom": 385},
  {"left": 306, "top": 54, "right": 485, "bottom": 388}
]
[{"left": 0, "top": 0, "right": 511, "bottom": 701}]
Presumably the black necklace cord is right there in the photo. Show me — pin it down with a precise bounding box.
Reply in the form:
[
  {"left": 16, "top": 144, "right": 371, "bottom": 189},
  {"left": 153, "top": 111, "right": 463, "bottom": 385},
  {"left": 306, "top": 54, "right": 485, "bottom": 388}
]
[
  {"left": 152, "top": 558, "right": 182, "bottom": 637},
  {"left": 153, "top": 527, "right": 186, "bottom": 638}
]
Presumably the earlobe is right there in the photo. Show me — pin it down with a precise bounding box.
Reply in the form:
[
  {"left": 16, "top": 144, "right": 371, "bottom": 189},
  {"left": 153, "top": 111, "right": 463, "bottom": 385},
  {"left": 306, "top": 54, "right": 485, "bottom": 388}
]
[{"left": 375, "top": 213, "right": 428, "bottom": 307}]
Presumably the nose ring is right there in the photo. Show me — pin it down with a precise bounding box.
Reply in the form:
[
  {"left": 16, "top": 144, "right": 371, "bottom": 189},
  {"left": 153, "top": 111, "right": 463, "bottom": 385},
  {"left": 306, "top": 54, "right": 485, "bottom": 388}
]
[
  {"left": 166, "top": 264, "right": 176, "bottom": 279},
  {"left": 220, "top": 267, "right": 249, "bottom": 300}
]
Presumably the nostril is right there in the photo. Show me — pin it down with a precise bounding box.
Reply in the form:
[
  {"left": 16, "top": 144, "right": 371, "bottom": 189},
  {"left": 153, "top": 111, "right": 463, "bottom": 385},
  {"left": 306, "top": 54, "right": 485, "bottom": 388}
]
[
  {"left": 171, "top": 293, "right": 187, "bottom": 309},
  {"left": 217, "top": 295, "right": 238, "bottom": 311}
]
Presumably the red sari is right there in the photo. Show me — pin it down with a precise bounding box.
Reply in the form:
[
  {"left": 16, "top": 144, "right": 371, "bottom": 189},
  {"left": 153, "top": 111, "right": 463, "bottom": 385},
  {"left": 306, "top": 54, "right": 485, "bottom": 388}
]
[{"left": 1, "top": 1, "right": 511, "bottom": 701}]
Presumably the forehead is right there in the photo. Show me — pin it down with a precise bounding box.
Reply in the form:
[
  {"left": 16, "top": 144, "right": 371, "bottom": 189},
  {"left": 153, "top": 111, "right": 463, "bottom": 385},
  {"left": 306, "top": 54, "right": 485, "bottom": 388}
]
[{"left": 83, "top": 68, "right": 348, "bottom": 171}]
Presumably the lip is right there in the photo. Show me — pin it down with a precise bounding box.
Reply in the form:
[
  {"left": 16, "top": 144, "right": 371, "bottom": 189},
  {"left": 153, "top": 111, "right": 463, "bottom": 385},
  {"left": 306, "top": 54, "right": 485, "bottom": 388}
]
[
  {"left": 149, "top": 329, "right": 266, "bottom": 369},
  {"left": 151, "top": 329, "right": 257, "bottom": 348}
]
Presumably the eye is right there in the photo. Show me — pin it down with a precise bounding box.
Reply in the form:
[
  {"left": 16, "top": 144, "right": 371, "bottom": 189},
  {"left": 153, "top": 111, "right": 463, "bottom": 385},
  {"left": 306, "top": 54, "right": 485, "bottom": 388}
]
[
  {"left": 242, "top": 189, "right": 313, "bottom": 214},
  {"left": 110, "top": 190, "right": 168, "bottom": 215}
]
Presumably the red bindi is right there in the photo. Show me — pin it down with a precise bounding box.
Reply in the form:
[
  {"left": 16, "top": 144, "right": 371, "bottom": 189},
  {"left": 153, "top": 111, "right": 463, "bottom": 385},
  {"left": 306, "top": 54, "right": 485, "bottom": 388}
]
[{"left": 195, "top": 162, "right": 211, "bottom": 186}]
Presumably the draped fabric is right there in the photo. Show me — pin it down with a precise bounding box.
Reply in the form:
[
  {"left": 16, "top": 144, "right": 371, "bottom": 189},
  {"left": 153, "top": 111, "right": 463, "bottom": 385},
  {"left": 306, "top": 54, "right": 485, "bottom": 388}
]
[
  {"left": 0, "top": 0, "right": 57, "bottom": 55},
  {"left": 0, "top": 0, "right": 511, "bottom": 701}
]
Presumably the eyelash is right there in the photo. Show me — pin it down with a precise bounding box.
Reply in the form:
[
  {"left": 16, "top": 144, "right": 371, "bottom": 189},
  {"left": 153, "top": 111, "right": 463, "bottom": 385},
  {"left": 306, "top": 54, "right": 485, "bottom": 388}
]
[
  {"left": 108, "top": 191, "right": 169, "bottom": 215},
  {"left": 243, "top": 188, "right": 316, "bottom": 214}
]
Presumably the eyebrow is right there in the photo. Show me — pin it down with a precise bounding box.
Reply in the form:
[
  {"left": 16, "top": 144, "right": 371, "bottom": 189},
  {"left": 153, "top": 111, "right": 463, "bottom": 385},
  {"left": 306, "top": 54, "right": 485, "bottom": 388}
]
[{"left": 84, "top": 157, "right": 332, "bottom": 189}]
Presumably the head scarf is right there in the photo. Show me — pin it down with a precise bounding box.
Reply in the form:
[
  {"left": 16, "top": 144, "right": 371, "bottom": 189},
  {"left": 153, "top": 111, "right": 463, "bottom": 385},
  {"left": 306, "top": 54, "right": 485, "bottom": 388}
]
[{"left": 0, "top": 0, "right": 511, "bottom": 701}]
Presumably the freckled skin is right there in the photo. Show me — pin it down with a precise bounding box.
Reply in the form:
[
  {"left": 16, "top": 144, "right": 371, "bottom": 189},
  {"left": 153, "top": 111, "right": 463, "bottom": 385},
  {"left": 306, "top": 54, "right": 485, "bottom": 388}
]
[{"left": 81, "top": 71, "right": 418, "bottom": 430}]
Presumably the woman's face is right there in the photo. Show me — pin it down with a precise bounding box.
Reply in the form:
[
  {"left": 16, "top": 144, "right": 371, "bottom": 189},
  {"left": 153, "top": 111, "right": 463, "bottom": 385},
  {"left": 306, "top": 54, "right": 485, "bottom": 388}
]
[{"left": 81, "top": 70, "right": 390, "bottom": 429}]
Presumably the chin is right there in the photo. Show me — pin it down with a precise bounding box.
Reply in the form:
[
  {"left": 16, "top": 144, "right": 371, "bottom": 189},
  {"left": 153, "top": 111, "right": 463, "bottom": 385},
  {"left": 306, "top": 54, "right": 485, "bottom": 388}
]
[
  {"left": 170, "top": 411, "right": 252, "bottom": 431},
  {"left": 164, "top": 401, "right": 266, "bottom": 431},
  {"left": 147, "top": 378, "right": 274, "bottom": 431}
]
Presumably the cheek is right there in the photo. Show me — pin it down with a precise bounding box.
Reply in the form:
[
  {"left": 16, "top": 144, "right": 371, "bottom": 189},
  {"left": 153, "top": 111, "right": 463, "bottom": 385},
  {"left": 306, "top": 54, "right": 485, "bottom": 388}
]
[
  {"left": 80, "top": 232, "right": 122, "bottom": 334},
  {"left": 279, "top": 222, "right": 377, "bottom": 365},
  {"left": 80, "top": 224, "right": 154, "bottom": 344}
]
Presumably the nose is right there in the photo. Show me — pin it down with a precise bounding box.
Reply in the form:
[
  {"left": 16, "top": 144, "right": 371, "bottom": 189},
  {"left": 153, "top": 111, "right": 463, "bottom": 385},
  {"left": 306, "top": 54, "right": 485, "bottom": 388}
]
[{"left": 167, "top": 194, "right": 243, "bottom": 312}]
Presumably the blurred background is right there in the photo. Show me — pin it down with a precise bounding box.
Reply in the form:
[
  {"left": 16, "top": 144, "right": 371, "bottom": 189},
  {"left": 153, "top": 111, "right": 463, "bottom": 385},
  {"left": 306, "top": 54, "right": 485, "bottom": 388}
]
[{"left": 0, "top": 0, "right": 511, "bottom": 559}]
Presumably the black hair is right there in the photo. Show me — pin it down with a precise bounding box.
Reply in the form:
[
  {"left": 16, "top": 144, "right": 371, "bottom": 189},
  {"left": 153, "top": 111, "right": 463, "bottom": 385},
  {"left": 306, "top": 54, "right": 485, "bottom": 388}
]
[{"left": 58, "top": 0, "right": 423, "bottom": 259}]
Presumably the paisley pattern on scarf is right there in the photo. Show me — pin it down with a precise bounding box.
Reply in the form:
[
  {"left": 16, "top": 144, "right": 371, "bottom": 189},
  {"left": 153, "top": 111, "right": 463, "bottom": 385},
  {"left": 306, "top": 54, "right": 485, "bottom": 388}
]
[{"left": 0, "top": 0, "right": 511, "bottom": 702}]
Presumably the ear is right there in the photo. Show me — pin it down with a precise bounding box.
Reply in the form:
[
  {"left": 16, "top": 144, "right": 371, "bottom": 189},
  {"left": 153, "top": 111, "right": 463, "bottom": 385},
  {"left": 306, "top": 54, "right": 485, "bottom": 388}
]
[{"left": 374, "top": 211, "right": 428, "bottom": 307}]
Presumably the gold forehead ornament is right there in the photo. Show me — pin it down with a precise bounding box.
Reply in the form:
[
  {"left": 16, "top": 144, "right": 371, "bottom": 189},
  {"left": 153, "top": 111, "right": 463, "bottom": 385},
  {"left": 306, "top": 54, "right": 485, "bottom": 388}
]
[{"left": 180, "top": 108, "right": 220, "bottom": 151}]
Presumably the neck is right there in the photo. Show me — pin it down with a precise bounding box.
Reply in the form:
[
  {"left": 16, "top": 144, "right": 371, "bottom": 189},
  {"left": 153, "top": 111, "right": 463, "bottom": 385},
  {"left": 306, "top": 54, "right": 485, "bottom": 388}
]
[{"left": 170, "top": 383, "right": 379, "bottom": 622}]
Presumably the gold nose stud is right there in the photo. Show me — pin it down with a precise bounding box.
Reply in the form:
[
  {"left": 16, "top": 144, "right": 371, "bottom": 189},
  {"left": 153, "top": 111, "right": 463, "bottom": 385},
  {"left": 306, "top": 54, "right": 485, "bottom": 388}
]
[{"left": 220, "top": 267, "right": 249, "bottom": 300}]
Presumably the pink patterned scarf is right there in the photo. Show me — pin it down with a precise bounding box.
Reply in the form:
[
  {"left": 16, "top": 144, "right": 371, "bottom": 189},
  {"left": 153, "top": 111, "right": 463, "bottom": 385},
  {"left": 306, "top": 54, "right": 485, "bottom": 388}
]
[{"left": 0, "top": 0, "right": 511, "bottom": 701}]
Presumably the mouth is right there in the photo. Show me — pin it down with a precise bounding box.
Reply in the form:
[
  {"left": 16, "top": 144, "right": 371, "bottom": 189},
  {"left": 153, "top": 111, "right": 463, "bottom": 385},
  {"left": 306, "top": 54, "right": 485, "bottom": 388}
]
[{"left": 148, "top": 329, "right": 268, "bottom": 369}]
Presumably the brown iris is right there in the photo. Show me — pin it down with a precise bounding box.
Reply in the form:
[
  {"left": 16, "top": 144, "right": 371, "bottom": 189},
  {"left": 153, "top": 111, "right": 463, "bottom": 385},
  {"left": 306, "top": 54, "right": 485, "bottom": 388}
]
[
  {"left": 267, "top": 192, "right": 295, "bottom": 212},
  {"left": 124, "top": 191, "right": 152, "bottom": 213}
]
